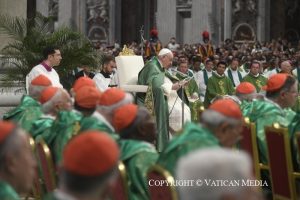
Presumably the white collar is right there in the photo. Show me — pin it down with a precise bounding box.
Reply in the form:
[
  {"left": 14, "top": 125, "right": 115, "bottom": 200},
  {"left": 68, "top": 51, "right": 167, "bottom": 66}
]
[
  {"left": 249, "top": 73, "right": 260, "bottom": 78},
  {"left": 158, "top": 59, "right": 164, "bottom": 69},
  {"left": 214, "top": 72, "right": 225, "bottom": 77},
  {"left": 92, "top": 112, "right": 115, "bottom": 131}
]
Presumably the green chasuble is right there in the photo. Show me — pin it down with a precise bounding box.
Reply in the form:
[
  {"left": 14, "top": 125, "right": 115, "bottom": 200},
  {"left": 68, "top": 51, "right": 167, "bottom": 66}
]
[
  {"left": 52, "top": 111, "right": 119, "bottom": 164},
  {"left": 119, "top": 139, "right": 158, "bottom": 200},
  {"left": 176, "top": 73, "right": 203, "bottom": 122},
  {"left": 137, "top": 57, "right": 169, "bottom": 152},
  {"left": 30, "top": 115, "right": 55, "bottom": 145},
  {"left": 244, "top": 99, "right": 294, "bottom": 165},
  {"left": 51, "top": 110, "right": 83, "bottom": 164},
  {"left": 203, "top": 72, "right": 235, "bottom": 108},
  {"left": 157, "top": 122, "right": 220, "bottom": 175},
  {"left": 241, "top": 73, "right": 267, "bottom": 92},
  {"left": 79, "top": 115, "right": 120, "bottom": 141},
  {"left": 3, "top": 95, "right": 42, "bottom": 132},
  {"left": 0, "top": 181, "right": 19, "bottom": 200}
]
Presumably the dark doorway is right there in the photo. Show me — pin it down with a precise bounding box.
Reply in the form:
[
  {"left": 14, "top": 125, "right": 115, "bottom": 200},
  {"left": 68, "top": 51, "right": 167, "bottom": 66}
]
[
  {"left": 270, "top": 0, "right": 300, "bottom": 44},
  {"left": 121, "top": 0, "right": 156, "bottom": 45}
]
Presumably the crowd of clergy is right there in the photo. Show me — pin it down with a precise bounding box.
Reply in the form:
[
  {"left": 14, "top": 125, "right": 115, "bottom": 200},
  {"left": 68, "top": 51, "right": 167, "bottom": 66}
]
[{"left": 1, "top": 33, "right": 300, "bottom": 200}]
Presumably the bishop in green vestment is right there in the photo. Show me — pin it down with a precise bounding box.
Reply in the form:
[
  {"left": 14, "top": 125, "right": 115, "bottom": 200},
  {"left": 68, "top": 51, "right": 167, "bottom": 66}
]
[
  {"left": 157, "top": 99, "right": 244, "bottom": 175},
  {"left": 242, "top": 74, "right": 298, "bottom": 165},
  {"left": 204, "top": 61, "right": 235, "bottom": 108},
  {"left": 241, "top": 61, "right": 267, "bottom": 92},
  {"left": 137, "top": 49, "right": 175, "bottom": 152},
  {"left": 113, "top": 104, "right": 158, "bottom": 200},
  {"left": 3, "top": 95, "right": 42, "bottom": 132},
  {"left": 30, "top": 114, "right": 55, "bottom": 145},
  {"left": 175, "top": 61, "right": 203, "bottom": 121}
]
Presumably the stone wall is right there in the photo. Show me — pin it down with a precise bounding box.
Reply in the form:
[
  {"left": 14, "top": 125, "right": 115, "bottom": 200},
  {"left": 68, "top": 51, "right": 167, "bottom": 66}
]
[{"left": 0, "top": 0, "right": 27, "bottom": 50}]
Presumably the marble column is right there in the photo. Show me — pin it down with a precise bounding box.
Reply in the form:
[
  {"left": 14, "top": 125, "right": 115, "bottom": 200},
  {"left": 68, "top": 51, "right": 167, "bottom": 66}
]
[
  {"left": 157, "top": 0, "right": 176, "bottom": 45},
  {"left": 57, "top": 0, "right": 73, "bottom": 28},
  {"left": 224, "top": 0, "right": 232, "bottom": 39},
  {"left": 191, "top": 0, "right": 212, "bottom": 43},
  {"left": 257, "top": 0, "right": 265, "bottom": 42}
]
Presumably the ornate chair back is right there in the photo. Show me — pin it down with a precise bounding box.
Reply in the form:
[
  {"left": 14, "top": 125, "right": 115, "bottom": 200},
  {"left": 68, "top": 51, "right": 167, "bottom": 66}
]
[
  {"left": 107, "top": 161, "right": 128, "bottom": 200},
  {"left": 265, "top": 123, "right": 300, "bottom": 200},
  {"left": 27, "top": 136, "right": 42, "bottom": 199},
  {"left": 239, "top": 117, "right": 262, "bottom": 180},
  {"left": 35, "top": 137, "right": 57, "bottom": 193},
  {"left": 147, "top": 165, "right": 178, "bottom": 200}
]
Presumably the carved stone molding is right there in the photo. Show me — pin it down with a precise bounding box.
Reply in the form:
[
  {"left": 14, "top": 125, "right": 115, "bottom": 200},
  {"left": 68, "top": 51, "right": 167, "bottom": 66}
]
[
  {"left": 232, "top": 0, "right": 257, "bottom": 41},
  {"left": 86, "top": 0, "right": 109, "bottom": 44},
  {"left": 49, "top": 0, "right": 59, "bottom": 20}
]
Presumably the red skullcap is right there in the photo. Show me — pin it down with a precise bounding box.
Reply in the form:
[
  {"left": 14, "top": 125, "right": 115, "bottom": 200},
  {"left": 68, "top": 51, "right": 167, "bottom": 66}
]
[
  {"left": 63, "top": 131, "right": 119, "bottom": 176},
  {"left": 73, "top": 77, "right": 96, "bottom": 93},
  {"left": 150, "top": 29, "right": 158, "bottom": 37},
  {"left": 113, "top": 104, "right": 138, "bottom": 132},
  {"left": 209, "top": 99, "right": 242, "bottom": 119},
  {"left": 202, "top": 31, "right": 210, "bottom": 39},
  {"left": 39, "top": 87, "right": 59, "bottom": 104},
  {"left": 0, "top": 121, "right": 16, "bottom": 144},
  {"left": 98, "top": 88, "right": 126, "bottom": 106},
  {"left": 75, "top": 86, "right": 102, "bottom": 108},
  {"left": 236, "top": 82, "right": 256, "bottom": 94},
  {"left": 31, "top": 75, "right": 52, "bottom": 86},
  {"left": 262, "top": 73, "right": 289, "bottom": 92}
]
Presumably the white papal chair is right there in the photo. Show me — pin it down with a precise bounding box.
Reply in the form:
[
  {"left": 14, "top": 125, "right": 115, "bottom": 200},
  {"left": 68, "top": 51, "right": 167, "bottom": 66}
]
[{"left": 115, "top": 55, "right": 148, "bottom": 93}]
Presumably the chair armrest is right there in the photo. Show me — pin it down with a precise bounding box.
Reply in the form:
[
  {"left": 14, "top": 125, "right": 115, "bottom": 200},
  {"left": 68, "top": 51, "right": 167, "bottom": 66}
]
[{"left": 120, "top": 85, "right": 148, "bottom": 93}]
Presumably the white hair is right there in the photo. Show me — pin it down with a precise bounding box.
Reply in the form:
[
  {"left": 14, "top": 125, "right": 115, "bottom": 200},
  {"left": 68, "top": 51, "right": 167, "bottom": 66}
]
[
  {"left": 158, "top": 48, "right": 172, "bottom": 56},
  {"left": 201, "top": 109, "right": 240, "bottom": 130},
  {"left": 28, "top": 85, "right": 48, "bottom": 100},
  {"left": 176, "top": 148, "right": 252, "bottom": 200},
  {"left": 236, "top": 92, "right": 256, "bottom": 102},
  {"left": 42, "top": 89, "right": 65, "bottom": 114}
]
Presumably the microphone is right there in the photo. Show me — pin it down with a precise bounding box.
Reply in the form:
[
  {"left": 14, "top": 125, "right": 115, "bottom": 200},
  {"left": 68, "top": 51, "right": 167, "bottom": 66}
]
[{"left": 171, "top": 69, "right": 188, "bottom": 78}]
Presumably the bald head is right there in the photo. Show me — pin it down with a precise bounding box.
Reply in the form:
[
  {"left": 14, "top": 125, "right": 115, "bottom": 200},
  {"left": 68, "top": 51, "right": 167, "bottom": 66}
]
[
  {"left": 280, "top": 61, "right": 292, "bottom": 74},
  {"left": 0, "top": 125, "right": 36, "bottom": 194}
]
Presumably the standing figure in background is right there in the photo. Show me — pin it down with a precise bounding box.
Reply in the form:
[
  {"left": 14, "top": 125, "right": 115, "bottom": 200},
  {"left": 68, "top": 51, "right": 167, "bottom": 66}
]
[
  {"left": 26, "top": 46, "right": 63, "bottom": 89},
  {"left": 145, "top": 28, "right": 162, "bottom": 59},
  {"left": 198, "top": 31, "right": 214, "bottom": 62},
  {"left": 93, "top": 55, "right": 117, "bottom": 91}
]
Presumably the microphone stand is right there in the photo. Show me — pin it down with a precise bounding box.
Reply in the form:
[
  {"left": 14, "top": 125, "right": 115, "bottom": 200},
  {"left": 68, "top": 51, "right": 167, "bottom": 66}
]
[{"left": 140, "top": 25, "right": 145, "bottom": 57}]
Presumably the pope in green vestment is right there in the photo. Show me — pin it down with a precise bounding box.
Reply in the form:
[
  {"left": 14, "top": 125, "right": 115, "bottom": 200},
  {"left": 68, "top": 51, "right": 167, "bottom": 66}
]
[
  {"left": 0, "top": 181, "right": 19, "bottom": 200},
  {"left": 203, "top": 72, "right": 235, "bottom": 108},
  {"left": 119, "top": 139, "right": 158, "bottom": 200},
  {"left": 242, "top": 73, "right": 267, "bottom": 92},
  {"left": 137, "top": 57, "right": 169, "bottom": 152},
  {"left": 157, "top": 122, "right": 220, "bottom": 175},
  {"left": 2, "top": 95, "right": 42, "bottom": 132}
]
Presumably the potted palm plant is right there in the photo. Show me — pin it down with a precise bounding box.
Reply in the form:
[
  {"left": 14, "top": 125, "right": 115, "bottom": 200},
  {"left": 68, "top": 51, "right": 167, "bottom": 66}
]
[{"left": 0, "top": 13, "right": 100, "bottom": 90}]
